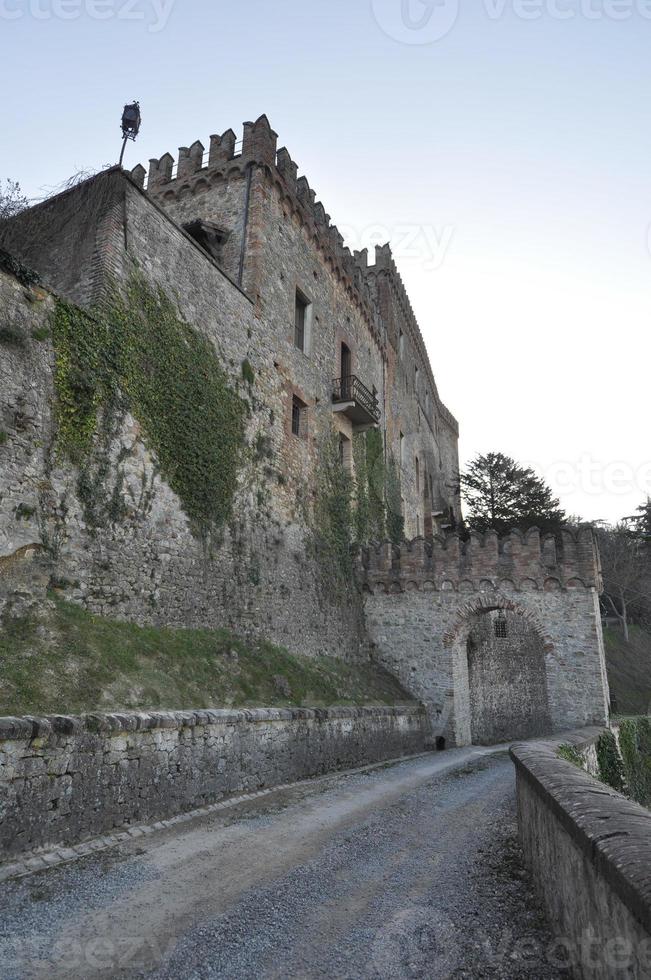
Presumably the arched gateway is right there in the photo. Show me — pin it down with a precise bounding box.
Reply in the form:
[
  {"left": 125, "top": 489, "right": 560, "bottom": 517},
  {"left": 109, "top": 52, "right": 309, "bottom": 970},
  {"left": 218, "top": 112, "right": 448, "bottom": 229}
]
[{"left": 359, "top": 527, "right": 610, "bottom": 747}]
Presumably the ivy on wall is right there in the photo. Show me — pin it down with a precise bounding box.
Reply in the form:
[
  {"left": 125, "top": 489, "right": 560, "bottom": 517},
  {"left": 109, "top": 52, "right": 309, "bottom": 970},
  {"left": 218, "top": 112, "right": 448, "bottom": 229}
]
[
  {"left": 385, "top": 453, "right": 405, "bottom": 546},
  {"left": 0, "top": 246, "right": 40, "bottom": 287},
  {"left": 51, "top": 275, "right": 247, "bottom": 538},
  {"left": 353, "top": 429, "right": 386, "bottom": 544},
  {"left": 352, "top": 430, "right": 405, "bottom": 546},
  {"left": 558, "top": 722, "right": 651, "bottom": 810},
  {"left": 312, "top": 431, "right": 355, "bottom": 603},
  {"left": 596, "top": 729, "right": 626, "bottom": 793},
  {"left": 617, "top": 717, "right": 651, "bottom": 807}
]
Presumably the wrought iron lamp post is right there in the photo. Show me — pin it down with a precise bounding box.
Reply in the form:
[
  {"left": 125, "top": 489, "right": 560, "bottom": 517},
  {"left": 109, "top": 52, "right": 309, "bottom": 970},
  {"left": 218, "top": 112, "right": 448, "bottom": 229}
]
[{"left": 119, "top": 101, "right": 141, "bottom": 168}]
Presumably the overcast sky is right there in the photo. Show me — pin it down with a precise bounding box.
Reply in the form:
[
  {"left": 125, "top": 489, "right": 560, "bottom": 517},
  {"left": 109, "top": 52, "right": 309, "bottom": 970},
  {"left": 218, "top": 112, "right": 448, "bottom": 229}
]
[{"left": 2, "top": 0, "right": 649, "bottom": 524}]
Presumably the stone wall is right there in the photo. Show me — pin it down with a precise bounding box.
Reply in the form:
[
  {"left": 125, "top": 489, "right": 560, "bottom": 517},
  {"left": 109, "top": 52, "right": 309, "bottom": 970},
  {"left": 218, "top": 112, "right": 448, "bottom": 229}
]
[
  {"left": 511, "top": 731, "right": 651, "bottom": 979},
  {"left": 361, "top": 529, "right": 610, "bottom": 744},
  {"left": 0, "top": 146, "right": 462, "bottom": 660},
  {"left": 0, "top": 173, "right": 367, "bottom": 660},
  {"left": 0, "top": 705, "right": 429, "bottom": 861},
  {"left": 141, "top": 115, "right": 461, "bottom": 537}
]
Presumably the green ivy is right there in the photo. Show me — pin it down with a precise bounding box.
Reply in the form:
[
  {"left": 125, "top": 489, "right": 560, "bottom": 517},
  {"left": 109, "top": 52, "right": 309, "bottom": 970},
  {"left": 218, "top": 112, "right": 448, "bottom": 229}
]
[
  {"left": 241, "top": 358, "right": 255, "bottom": 386},
  {"left": 618, "top": 718, "right": 651, "bottom": 806},
  {"left": 51, "top": 275, "right": 247, "bottom": 538},
  {"left": 312, "top": 431, "right": 355, "bottom": 602},
  {"left": 557, "top": 744, "right": 585, "bottom": 768},
  {"left": 0, "top": 246, "right": 40, "bottom": 287},
  {"left": 596, "top": 729, "right": 626, "bottom": 793},
  {"left": 386, "top": 453, "right": 405, "bottom": 545}
]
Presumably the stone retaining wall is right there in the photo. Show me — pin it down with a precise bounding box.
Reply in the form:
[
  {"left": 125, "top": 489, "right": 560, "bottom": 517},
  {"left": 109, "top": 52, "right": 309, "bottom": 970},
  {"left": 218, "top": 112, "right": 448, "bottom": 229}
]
[
  {"left": 0, "top": 704, "right": 428, "bottom": 860},
  {"left": 511, "top": 730, "right": 651, "bottom": 979}
]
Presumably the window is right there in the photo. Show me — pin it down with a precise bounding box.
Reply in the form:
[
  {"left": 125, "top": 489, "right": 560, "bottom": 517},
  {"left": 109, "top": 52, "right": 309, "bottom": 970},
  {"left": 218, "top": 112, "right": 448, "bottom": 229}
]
[
  {"left": 294, "top": 290, "right": 310, "bottom": 352},
  {"left": 494, "top": 613, "right": 508, "bottom": 638},
  {"left": 415, "top": 456, "right": 420, "bottom": 494},
  {"left": 339, "top": 433, "right": 353, "bottom": 473},
  {"left": 399, "top": 330, "right": 405, "bottom": 358},
  {"left": 291, "top": 395, "right": 305, "bottom": 437},
  {"left": 416, "top": 514, "right": 421, "bottom": 537},
  {"left": 340, "top": 342, "right": 352, "bottom": 381},
  {"left": 399, "top": 432, "right": 405, "bottom": 466}
]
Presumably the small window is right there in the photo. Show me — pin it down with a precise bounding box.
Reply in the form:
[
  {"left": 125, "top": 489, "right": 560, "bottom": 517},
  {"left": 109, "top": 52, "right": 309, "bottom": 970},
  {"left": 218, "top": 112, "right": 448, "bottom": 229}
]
[
  {"left": 494, "top": 614, "right": 508, "bottom": 638},
  {"left": 415, "top": 456, "right": 420, "bottom": 494},
  {"left": 291, "top": 395, "right": 305, "bottom": 437},
  {"left": 295, "top": 291, "right": 309, "bottom": 351},
  {"left": 339, "top": 433, "right": 353, "bottom": 473},
  {"left": 399, "top": 330, "right": 405, "bottom": 358},
  {"left": 399, "top": 432, "right": 405, "bottom": 466}
]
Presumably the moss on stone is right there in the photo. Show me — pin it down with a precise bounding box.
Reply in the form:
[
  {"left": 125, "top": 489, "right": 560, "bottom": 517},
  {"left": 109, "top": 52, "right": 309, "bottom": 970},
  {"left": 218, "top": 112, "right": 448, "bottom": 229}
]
[
  {"left": 0, "top": 595, "right": 412, "bottom": 715},
  {"left": 557, "top": 743, "right": 585, "bottom": 768}
]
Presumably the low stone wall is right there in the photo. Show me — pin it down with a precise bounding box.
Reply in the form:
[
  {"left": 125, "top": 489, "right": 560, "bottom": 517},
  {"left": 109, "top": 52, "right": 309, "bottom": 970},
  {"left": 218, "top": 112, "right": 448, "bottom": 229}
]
[
  {"left": 0, "top": 704, "right": 428, "bottom": 860},
  {"left": 511, "top": 730, "right": 651, "bottom": 979}
]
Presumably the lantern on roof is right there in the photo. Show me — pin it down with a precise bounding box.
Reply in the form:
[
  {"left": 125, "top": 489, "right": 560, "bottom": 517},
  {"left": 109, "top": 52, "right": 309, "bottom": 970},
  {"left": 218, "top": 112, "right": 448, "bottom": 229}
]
[{"left": 119, "top": 101, "right": 141, "bottom": 167}]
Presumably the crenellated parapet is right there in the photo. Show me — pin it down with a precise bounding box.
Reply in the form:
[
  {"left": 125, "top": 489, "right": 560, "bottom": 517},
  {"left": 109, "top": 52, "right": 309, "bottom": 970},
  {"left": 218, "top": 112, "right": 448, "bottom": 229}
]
[
  {"left": 357, "top": 526, "right": 602, "bottom": 594},
  {"left": 136, "top": 115, "right": 399, "bottom": 352},
  {"left": 368, "top": 243, "right": 459, "bottom": 436}
]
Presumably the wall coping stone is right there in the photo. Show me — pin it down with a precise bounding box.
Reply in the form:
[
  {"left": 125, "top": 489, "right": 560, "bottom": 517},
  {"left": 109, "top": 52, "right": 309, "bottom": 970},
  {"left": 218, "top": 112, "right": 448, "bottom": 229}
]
[
  {"left": 510, "top": 727, "right": 651, "bottom": 935},
  {"left": 0, "top": 704, "right": 423, "bottom": 743}
]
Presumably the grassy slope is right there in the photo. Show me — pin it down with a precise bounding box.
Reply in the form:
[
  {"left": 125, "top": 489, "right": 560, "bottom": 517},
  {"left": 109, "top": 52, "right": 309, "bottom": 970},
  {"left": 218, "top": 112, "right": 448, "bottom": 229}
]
[
  {"left": 604, "top": 624, "right": 651, "bottom": 716},
  {"left": 0, "top": 596, "right": 411, "bottom": 716}
]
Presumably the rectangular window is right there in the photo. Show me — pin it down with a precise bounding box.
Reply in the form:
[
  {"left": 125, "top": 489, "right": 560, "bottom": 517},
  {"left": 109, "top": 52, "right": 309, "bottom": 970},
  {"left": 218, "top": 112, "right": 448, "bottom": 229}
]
[
  {"left": 399, "top": 432, "right": 405, "bottom": 466},
  {"left": 294, "top": 291, "right": 308, "bottom": 351},
  {"left": 339, "top": 433, "right": 353, "bottom": 473},
  {"left": 399, "top": 330, "right": 405, "bottom": 359},
  {"left": 291, "top": 395, "right": 305, "bottom": 437},
  {"left": 415, "top": 456, "right": 420, "bottom": 494}
]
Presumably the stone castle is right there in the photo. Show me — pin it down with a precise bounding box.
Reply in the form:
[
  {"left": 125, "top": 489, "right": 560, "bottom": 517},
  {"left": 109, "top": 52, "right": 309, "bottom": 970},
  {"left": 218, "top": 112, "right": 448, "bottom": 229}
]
[{"left": 0, "top": 115, "right": 610, "bottom": 745}]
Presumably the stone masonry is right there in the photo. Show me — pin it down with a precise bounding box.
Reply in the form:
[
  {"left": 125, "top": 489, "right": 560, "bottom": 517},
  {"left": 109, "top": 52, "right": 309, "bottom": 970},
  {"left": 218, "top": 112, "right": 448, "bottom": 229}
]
[
  {"left": 0, "top": 116, "right": 610, "bottom": 749},
  {"left": 0, "top": 705, "right": 428, "bottom": 860},
  {"left": 0, "top": 117, "right": 461, "bottom": 661},
  {"left": 361, "top": 527, "right": 610, "bottom": 745}
]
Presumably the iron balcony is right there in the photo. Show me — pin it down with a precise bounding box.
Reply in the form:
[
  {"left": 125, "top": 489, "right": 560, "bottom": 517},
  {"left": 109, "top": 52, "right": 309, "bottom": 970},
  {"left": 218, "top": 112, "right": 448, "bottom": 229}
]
[{"left": 332, "top": 375, "right": 381, "bottom": 429}]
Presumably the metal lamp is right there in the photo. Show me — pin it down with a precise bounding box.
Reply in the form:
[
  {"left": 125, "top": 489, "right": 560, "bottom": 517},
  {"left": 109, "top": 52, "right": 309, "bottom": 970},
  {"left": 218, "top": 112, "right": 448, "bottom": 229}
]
[{"left": 119, "top": 101, "right": 141, "bottom": 167}]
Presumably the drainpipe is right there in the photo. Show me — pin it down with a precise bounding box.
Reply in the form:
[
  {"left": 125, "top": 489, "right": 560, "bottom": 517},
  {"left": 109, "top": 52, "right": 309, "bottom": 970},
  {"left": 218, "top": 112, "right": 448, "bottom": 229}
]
[{"left": 237, "top": 162, "right": 254, "bottom": 289}]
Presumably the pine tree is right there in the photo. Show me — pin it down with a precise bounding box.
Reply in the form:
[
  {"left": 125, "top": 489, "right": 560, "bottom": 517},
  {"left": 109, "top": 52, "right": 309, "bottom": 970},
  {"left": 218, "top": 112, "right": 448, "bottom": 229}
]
[{"left": 459, "top": 452, "right": 566, "bottom": 536}]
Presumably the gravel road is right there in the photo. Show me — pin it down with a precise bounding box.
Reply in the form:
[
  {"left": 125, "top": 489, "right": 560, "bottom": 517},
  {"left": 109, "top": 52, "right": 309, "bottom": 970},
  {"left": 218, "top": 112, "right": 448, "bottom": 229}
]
[{"left": 0, "top": 747, "right": 568, "bottom": 980}]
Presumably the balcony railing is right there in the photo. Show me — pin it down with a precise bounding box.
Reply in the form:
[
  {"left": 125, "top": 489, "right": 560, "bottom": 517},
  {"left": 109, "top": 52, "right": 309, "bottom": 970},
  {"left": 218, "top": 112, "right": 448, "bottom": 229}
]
[{"left": 332, "top": 375, "right": 380, "bottom": 426}]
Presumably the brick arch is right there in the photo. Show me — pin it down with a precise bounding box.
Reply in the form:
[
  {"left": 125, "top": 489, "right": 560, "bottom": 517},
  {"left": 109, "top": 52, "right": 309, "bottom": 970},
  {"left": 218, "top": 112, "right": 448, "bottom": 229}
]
[{"left": 443, "top": 594, "right": 557, "bottom": 657}]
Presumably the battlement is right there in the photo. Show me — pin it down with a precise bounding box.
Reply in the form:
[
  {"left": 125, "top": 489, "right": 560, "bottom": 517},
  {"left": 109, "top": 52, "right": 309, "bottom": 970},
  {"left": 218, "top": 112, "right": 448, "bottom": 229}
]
[
  {"left": 137, "top": 116, "right": 377, "bottom": 332},
  {"left": 366, "top": 242, "right": 459, "bottom": 436},
  {"left": 135, "top": 113, "right": 457, "bottom": 409},
  {"left": 357, "top": 526, "right": 602, "bottom": 594}
]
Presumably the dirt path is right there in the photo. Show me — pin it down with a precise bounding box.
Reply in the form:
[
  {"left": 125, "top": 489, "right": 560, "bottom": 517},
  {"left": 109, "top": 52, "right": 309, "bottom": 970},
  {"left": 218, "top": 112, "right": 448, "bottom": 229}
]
[{"left": 0, "top": 747, "right": 567, "bottom": 979}]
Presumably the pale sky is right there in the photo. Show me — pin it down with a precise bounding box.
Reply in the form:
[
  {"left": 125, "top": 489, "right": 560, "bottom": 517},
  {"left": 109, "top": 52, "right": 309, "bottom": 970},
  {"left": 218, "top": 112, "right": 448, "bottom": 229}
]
[{"left": 2, "top": 0, "right": 649, "bottom": 524}]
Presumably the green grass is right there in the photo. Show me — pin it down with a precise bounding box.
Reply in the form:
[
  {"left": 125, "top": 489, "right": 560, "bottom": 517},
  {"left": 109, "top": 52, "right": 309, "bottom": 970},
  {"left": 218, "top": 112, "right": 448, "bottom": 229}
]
[
  {"left": 604, "top": 624, "right": 651, "bottom": 716},
  {"left": 0, "top": 595, "right": 411, "bottom": 716}
]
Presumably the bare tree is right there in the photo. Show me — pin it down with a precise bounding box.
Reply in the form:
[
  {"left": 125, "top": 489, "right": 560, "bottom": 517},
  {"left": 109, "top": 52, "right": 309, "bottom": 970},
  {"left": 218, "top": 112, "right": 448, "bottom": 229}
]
[
  {"left": 0, "top": 179, "right": 28, "bottom": 222},
  {"left": 598, "top": 524, "right": 647, "bottom": 642}
]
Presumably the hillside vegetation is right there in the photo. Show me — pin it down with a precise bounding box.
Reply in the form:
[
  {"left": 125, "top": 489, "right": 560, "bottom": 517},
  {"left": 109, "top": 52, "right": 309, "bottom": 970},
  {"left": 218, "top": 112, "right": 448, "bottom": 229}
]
[
  {"left": 0, "top": 596, "right": 411, "bottom": 716},
  {"left": 604, "top": 625, "right": 651, "bottom": 716}
]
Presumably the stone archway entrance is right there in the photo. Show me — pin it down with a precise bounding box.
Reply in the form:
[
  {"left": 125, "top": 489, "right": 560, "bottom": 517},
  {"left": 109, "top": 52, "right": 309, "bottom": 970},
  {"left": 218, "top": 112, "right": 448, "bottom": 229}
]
[{"left": 465, "top": 608, "right": 552, "bottom": 744}]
